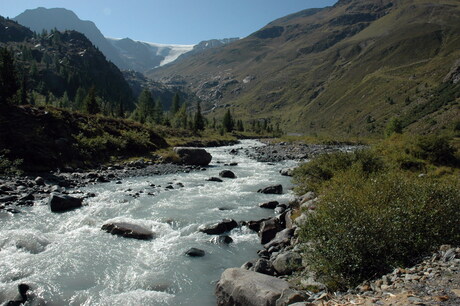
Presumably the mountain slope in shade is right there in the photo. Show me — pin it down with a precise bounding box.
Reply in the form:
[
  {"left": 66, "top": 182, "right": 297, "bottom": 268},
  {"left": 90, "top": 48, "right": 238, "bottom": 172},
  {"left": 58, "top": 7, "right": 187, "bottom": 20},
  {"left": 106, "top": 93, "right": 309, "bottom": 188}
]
[
  {"left": 14, "top": 7, "right": 127, "bottom": 69},
  {"left": 149, "top": 0, "right": 460, "bottom": 136}
]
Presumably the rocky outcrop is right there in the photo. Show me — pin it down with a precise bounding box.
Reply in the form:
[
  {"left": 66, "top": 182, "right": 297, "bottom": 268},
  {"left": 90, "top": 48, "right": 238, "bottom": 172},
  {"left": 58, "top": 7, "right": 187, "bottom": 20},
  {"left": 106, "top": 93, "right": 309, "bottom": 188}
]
[
  {"left": 199, "top": 219, "right": 238, "bottom": 235},
  {"left": 101, "top": 221, "right": 155, "bottom": 240},
  {"left": 272, "top": 251, "right": 303, "bottom": 275},
  {"left": 48, "top": 193, "right": 83, "bottom": 212},
  {"left": 215, "top": 268, "right": 290, "bottom": 306},
  {"left": 173, "top": 147, "right": 212, "bottom": 166},
  {"left": 259, "top": 201, "right": 279, "bottom": 209}
]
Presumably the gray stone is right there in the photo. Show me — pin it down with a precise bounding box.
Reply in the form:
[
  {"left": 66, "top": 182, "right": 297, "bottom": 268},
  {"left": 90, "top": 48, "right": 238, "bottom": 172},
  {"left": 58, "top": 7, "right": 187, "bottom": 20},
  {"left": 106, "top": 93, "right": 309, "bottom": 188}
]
[
  {"left": 259, "top": 201, "right": 279, "bottom": 209},
  {"left": 48, "top": 194, "right": 82, "bottom": 212},
  {"left": 254, "top": 258, "right": 275, "bottom": 275},
  {"left": 273, "top": 252, "right": 302, "bottom": 275},
  {"left": 211, "top": 235, "right": 233, "bottom": 244},
  {"left": 264, "top": 228, "right": 295, "bottom": 249},
  {"left": 185, "top": 248, "right": 205, "bottom": 257},
  {"left": 207, "top": 177, "right": 223, "bottom": 182},
  {"left": 101, "top": 222, "right": 155, "bottom": 240},
  {"left": 258, "top": 184, "right": 283, "bottom": 194},
  {"left": 35, "top": 176, "right": 45, "bottom": 186},
  {"left": 199, "top": 219, "right": 238, "bottom": 235},
  {"left": 275, "top": 289, "right": 309, "bottom": 306},
  {"left": 219, "top": 170, "right": 237, "bottom": 179},
  {"left": 173, "top": 147, "right": 212, "bottom": 166},
  {"left": 215, "top": 268, "right": 290, "bottom": 306},
  {"left": 259, "top": 218, "right": 281, "bottom": 244}
]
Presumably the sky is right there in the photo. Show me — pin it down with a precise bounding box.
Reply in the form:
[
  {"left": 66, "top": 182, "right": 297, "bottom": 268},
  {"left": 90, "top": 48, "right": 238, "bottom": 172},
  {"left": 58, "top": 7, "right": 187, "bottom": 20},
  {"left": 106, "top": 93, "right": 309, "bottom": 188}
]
[{"left": 2, "top": 0, "right": 336, "bottom": 45}]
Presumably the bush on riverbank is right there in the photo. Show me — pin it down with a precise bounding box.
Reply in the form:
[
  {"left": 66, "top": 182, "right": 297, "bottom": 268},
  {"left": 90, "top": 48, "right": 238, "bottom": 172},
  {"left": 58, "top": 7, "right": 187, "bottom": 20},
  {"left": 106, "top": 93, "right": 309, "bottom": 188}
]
[{"left": 295, "top": 133, "right": 460, "bottom": 290}]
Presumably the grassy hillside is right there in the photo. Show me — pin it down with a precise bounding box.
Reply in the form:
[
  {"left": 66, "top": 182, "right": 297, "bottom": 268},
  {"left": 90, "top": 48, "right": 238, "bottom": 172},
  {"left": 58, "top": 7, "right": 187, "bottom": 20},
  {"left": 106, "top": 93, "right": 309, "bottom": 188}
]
[{"left": 149, "top": 0, "right": 460, "bottom": 137}]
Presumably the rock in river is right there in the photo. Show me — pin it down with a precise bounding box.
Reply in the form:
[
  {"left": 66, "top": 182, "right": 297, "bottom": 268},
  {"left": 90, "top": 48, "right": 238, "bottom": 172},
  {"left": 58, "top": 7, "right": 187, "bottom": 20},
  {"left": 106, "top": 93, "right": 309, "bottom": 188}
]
[
  {"left": 185, "top": 247, "right": 205, "bottom": 257},
  {"left": 199, "top": 219, "right": 238, "bottom": 235},
  {"left": 219, "top": 170, "right": 237, "bottom": 179},
  {"left": 215, "top": 268, "right": 290, "bottom": 306},
  {"left": 258, "top": 184, "right": 283, "bottom": 194},
  {"left": 173, "top": 147, "right": 212, "bottom": 166},
  {"left": 101, "top": 222, "right": 155, "bottom": 240},
  {"left": 48, "top": 194, "right": 83, "bottom": 212}
]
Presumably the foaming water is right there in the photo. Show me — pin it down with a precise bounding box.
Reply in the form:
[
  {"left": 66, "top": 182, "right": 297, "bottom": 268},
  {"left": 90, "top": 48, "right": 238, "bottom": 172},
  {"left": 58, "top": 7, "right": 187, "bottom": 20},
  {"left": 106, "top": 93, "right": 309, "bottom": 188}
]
[{"left": 0, "top": 140, "right": 297, "bottom": 305}]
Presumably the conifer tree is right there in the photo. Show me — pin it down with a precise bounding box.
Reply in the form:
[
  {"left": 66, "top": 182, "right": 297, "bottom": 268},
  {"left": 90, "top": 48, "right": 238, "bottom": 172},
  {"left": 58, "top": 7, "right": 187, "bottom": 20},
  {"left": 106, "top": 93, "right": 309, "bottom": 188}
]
[
  {"left": 222, "top": 109, "right": 234, "bottom": 132},
  {"left": 0, "top": 48, "right": 19, "bottom": 105},
  {"left": 193, "top": 101, "right": 205, "bottom": 131},
  {"left": 171, "top": 93, "right": 180, "bottom": 114},
  {"left": 83, "top": 87, "right": 100, "bottom": 114},
  {"left": 153, "top": 99, "right": 164, "bottom": 124},
  {"left": 134, "top": 89, "right": 155, "bottom": 123}
]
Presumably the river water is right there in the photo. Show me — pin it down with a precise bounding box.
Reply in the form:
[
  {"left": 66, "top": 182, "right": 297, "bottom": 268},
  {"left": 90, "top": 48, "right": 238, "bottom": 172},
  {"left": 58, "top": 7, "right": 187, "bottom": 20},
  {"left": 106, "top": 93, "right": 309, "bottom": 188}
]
[{"left": 0, "top": 140, "right": 297, "bottom": 305}]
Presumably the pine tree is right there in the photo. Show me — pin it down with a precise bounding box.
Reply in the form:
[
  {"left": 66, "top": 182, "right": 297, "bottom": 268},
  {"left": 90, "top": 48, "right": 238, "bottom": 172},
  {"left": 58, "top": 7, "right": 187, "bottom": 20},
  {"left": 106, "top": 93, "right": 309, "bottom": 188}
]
[
  {"left": 83, "top": 87, "right": 100, "bottom": 114},
  {"left": 236, "top": 120, "right": 244, "bottom": 132},
  {"left": 193, "top": 101, "right": 205, "bottom": 131},
  {"left": 173, "top": 103, "right": 188, "bottom": 128},
  {"left": 74, "top": 87, "right": 85, "bottom": 110},
  {"left": 117, "top": 100, "right": 125, "bottom": 118},
  {"left": 0, "top": 48, "right": 19, "bottom": 105},
  {"left": 171, "top": 93, "right": 180, "bottom": 114},
  {"left": 133, "top": 89, "right": 155, "bottom": 123},
  {"left": 153, "top": 99, "right": 164, "bottom": 124},
  {"left": 222, "top": 109, "right": 234, "bottom": 132},
  {"left": 18, "top": 73, "right": 28, "bottom": 105}
]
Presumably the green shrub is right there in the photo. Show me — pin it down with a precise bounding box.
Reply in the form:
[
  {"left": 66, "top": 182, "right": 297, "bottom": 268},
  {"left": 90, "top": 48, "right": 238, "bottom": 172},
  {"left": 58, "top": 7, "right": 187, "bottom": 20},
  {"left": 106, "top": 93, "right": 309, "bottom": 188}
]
[
  {"left": 414, "top": 135, "right": 457, "bottom": 166},
  {"left": 0, "top": 150, "right": 23, "bottom": 175},
  {"left": 299, "top": 170, "right": 460, "bottom": 290},
  {"left": 293, "top": 149, "right": 384, "bottom": 194}
]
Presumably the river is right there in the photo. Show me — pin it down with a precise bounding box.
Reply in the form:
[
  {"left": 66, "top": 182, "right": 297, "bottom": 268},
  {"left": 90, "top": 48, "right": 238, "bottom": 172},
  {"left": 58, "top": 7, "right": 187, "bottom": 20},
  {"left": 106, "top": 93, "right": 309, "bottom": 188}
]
[{"left": 0, "top": 140, "right": 297, "bottom": 305}]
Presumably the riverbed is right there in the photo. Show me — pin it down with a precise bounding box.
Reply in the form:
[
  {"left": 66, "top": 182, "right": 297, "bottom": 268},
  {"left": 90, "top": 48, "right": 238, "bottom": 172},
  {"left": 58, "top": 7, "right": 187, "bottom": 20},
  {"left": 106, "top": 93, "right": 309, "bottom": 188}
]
[{"left": 0, "top": 140, "right": 297, "bottom": 305}]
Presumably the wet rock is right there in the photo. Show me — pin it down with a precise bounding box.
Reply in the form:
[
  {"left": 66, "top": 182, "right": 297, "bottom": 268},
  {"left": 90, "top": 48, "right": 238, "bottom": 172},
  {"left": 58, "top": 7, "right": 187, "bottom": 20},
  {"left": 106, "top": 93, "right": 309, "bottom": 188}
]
[
  {"left": 173, "top": 147, "right": 212, "bottom": 166},
  {"left": 199, "top": 219, "right": 238, "bottom": 235},
  {"left": 259, "top": 201, "right": 279, "bottom": 209},
  {"left": 254, "top": 258, "right": 275, "bottom": 275},
  {"left": 274, "top": 204, "right": 287, "bottom": 214},
  {"left": 264, "top": 228, "right": 295, "bottom": 250},
  {"left": 48, "top": 194, "right": 83, "bottom": 212},
  {"left": 207, "top": 177, "right": 223, "bottom": 182},
  {"left": 273, "top": 251, "right": 303, "bottom": 275},
  {"left": 7, "top": 283, "right": 30, "bottom": 306},
  {"left": 185, "top": 247, "right": 205, "bottom": 257},
  {"left": 0, "top": 195, "right": 18, "bottom": 203},
  {"left": 243, "top": 218, "right": 271, "bottom": 232},
  {"left": 280, "top": 168, "right": 295, "bottom": 177},
  {"left": 211, "top": 235, "right": 233, "bottom": 244},
  {"left": 259, "top": 218, "right": 281, "bottom": 244},
  {"left": 241, "top": 261, "right": 254, "bottom": 270},
  {"left": 258, "top": 184, "right": 283, "bottom": 194},
  {"left": 101, "top": 222, "right": 155, "bottom": 240},
  {"left": 215, "top": 268, "right": 290, "bottom": 306},
  {"left": 219, "top": 170, "right": 237, "bottom": 179},
  {"left": 35, "top": 176, "right": 45, "bottom": 186}
]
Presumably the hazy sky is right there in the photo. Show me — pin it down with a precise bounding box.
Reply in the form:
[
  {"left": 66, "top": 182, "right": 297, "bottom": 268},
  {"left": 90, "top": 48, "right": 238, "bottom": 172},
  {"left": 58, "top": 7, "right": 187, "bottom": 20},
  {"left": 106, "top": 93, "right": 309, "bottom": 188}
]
[{"left": 2, "top": 0, "right": 336, "bottom": 44}]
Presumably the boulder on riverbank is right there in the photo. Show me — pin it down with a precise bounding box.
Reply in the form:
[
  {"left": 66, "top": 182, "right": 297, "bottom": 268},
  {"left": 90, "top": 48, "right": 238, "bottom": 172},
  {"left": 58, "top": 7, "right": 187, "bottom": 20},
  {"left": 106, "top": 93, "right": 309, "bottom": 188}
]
[
  {"left": 101, "top": 222, "right": 155, "bottom": 240},
  {"left": 215, "top": 268, "right": 290, "bottom": 306},
  {"left": 173, "top": 147, "right": 212, "bottom": 166},
  {"left": 258, "top": 184, "right": 283, "bottom": 194},
  {"left": 48, "top": 193, "right": 83, "bottom": 212}
]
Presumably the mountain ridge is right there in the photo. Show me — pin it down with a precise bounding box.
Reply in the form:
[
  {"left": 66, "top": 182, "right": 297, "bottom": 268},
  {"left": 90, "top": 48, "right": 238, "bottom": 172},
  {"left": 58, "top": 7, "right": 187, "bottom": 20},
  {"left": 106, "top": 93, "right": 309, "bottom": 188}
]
[{"left": 148, "top": 0, "right": 460, "bottom": 136}]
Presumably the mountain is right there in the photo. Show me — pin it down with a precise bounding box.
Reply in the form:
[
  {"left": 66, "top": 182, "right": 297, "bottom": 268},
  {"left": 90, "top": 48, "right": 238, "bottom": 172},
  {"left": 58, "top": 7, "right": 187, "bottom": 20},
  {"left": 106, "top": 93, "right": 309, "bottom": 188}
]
[
  {"left": 149, "top": 0, "right": 460, "bottom": 136},
  {"left": 106, "top": 37, "right": 194, "bottom": 72},
  {"left": 14, "top": 7, "right": 127, "bottom": 69},
  {"left": 0, "top": 15, "right": 134, "bottom": 110},
  {"left": 13, "top": 8, "right": 238, "bottom": 73}
]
